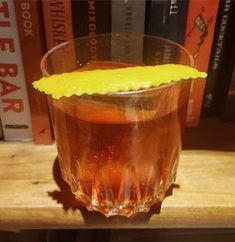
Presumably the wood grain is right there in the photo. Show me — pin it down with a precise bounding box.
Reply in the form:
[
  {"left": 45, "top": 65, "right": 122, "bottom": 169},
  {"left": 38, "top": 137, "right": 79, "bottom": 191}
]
[{"left": 0, "top": 139, "right": 234, "bottom": 229}]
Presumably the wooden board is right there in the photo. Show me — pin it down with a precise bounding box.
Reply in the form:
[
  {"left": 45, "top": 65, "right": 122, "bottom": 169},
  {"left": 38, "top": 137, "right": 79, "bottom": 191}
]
[{"left": 0, "top": 139, "right": 234, "bottom": 229}]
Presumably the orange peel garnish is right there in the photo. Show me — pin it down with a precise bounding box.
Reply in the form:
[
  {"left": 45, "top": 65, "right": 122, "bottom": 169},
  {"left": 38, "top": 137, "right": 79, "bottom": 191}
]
[{"left": 33, "top": 64, "right": 207, "bottom": 99}]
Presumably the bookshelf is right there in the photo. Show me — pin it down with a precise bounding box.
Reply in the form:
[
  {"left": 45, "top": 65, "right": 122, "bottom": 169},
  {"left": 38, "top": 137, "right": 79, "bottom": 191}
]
[{"left": 0, "top": 118, "right": 234, "bottom": 230}]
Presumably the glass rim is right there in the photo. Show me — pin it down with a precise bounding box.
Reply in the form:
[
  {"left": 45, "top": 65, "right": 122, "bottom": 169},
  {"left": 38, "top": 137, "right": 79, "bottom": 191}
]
[{"left": 40, "top": 33, "right": 194, "bottom": 97}]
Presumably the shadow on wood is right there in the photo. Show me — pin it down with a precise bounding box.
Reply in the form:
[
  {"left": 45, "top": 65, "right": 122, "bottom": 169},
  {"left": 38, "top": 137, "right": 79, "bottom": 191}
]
[{"left": 47, "top": 158, "right": 179, "bottom": 226}]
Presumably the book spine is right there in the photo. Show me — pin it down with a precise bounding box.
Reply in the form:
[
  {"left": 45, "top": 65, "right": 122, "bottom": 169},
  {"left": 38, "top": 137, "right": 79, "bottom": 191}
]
[
  {"left": 71, "top": 0, "right": 111, "bottom": 61},
  {"left": 184, "top": 0, "right": 219, "bottom": 127},
  {"left": 42, "top": 0, "right": 74, "bottom": 50},
  {"left": 202, "top": 0, "right": 233, "bottom": 117},
  {"left": 165, "top": 0, "right": 189, "bottom": 45},
  {"left": 14, "top": 0, "right": 53, "bottom": 144},
  {"left": 144, "top": 0, "right": 188, "bottom": 65},
  {"left": 145, "top": 0, "right": 189, "bottom": 43},
  {"left": 72, "top": 0, "right": 111, "bottom": 37},
  {"left": 111, "top": 0, "right": 146, "bottom": 63},
  {"left": 215, "top": 1, "right": 235, "bottom": 120},
  {"left": 145, "top": 0, "right": 168, "bottom": 37},
  {"left": 0, "top": 0, "right": 33, "bottom": 141},
  {"left": 41, "top": 0, "right": 75, "bottom": 131},
  {"left": 144, "top": 0, "right": 167, "bottom": 65},
  {"left": 164, "top": 0, "right": 189, "bottom": 64}
]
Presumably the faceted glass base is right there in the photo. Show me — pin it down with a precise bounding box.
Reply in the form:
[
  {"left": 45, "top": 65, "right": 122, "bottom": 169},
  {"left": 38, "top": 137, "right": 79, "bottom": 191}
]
[
  {"left": 76, "top": 189, "right": 166, "bottom": 218},
  {"left": 61, "top": 164, "right": 177, "bottom": 217}
]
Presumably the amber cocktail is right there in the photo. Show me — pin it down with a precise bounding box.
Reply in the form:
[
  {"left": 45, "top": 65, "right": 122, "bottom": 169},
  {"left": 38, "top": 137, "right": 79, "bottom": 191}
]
[{"left": 40, "top": 34, "right": 194, "bottom": 217}]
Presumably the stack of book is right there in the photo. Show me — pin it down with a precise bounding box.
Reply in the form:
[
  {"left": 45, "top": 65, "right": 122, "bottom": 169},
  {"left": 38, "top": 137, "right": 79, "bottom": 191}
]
[{"left": 0, "top": 0, "right": 234, "bottom": 143}]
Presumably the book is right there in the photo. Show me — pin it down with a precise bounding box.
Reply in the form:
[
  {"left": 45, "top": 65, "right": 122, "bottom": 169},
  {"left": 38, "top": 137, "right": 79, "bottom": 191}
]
[
  {"left": 0, "top": 0, "right": 33, "bottom": 141},
  {"left": 165, "top": 0, "right": 189, "bottom": 45},
  {"left": 111, "top": 0, "right": 146, "bottom": 63},
  {"left": 71, "top": 0, "right": 111, "bottom": 62},
  {"left": 145, "top": 0, "right": 189, "bottom": 43},
  {"left": 184, "top": 0, "right": 219, "bottom": 127},
  {"left": 41, "top": 0, "right": 76, "bottom": 130},
  {"left": 202, "top": 0, "right": 233, "bottom": 117},
  {"left": 42, "top": 0, "right": 74, "bottom": 50},
  {"left": 164, "top": 0, "right": 189, "bottom": 63},
  {"left": 72, "top": 0, "right": 111, "bottom": 37},
  {"left": 214, "top": 2, "right": 235, "bottom": 121},
  {"left": 145, "top": 0, "right": 167, "bottom": 37},
  {"left": 14, "top": 0, "right": 53, "bottom": 144},
  {"left": 144, "top": 0, "right": 189, "bottom": 65},
  {"left": 144, "top": 0, "right": 168, "bottom": 64}
]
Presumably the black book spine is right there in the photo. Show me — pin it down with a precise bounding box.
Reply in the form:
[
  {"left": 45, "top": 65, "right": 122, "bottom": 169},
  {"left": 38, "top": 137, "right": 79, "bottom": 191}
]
[
  {"left": 71, "top": 0, "right": 111, "bottom": 61},
  {"left": 163, "top": 0, "right": 189, "bottom": 64},
  {"left": 144, "top": 0, "right": 168, "bottom": 65},
  {"left": 145, "top": 0, "right": 168, "bottom": 37},
  {"left": 202, "top": 0, "right": 233, "bottom": 117},
  {"left": 144, "top": 0, "right": 189, "bottom": 65},
  {"left": 214, "top": 0, "right": 235, "bottom": 120},
  {"left": 165, "top": 0, "right": 189, "bottom": 44},
  {"left": 72, "top": 0, "right": 111, "bottom": 37}
]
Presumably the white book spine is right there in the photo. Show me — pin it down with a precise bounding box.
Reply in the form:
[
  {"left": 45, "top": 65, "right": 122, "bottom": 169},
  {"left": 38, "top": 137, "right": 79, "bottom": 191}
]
[
  {"left": 111, "top": 0, "right": 146, "bottom": 63},
  {"left": 0, "top": 0, "right": 32, "bottom": 141}
]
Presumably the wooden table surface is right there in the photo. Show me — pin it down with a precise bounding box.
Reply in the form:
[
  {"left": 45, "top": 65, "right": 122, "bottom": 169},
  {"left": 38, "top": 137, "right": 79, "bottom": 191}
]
[{"left": 0, "top": 119, "right": 235, "bottom": 229}]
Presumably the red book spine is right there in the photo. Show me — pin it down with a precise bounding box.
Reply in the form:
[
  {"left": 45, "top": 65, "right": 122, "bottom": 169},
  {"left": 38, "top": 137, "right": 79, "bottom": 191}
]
[
  {"left": 14, "top": 0, "right": 53, "bottom": 144},
  {"left": 184, "top": 0, "right": 219, "bottom": 127},
  {"left": 42, "top": 0, "right": 74, "bottom": 50},
  {"left": 41, "top": 0, "right": 76, "bottom": 134}
]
